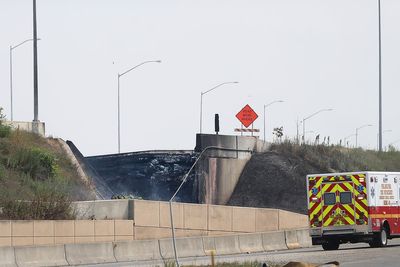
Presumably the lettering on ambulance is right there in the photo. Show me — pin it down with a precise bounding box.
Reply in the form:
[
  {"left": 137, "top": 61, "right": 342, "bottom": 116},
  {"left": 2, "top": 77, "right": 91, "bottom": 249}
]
[{"left": 370, "top": 175, "right": 400, "bottom": 234}]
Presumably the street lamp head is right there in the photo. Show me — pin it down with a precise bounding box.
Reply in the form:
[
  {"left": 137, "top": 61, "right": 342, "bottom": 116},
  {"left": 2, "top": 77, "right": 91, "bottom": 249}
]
[
  {"left": 356, "top": 124, "right": 373, "bottom": 131},
  {"left": 155, "top": 60, "right": 162, "bottom": 63},
  {"left": 233, "top": 81, "right": 239, "bottom": 84}
]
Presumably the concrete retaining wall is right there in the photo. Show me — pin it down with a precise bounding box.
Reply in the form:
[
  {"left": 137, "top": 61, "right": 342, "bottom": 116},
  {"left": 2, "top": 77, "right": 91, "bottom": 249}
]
[
  {"left": 195, "top": 134, "right": 269, "bottom": 154},
  {"left": 131, "top": 200, "right": 307, "bottom": 240},
  {"left": 0, "top": 200, "right": 307, "bottom": 247},
  {"left": 72, "top": 200, "right": 131, "bottom": 220},
  {"left": 0, "top": 220, "right": 134, "bottom": 247},
  {"left": 195, "top": 133, "right": 269, "bottom": 205},
  {"left": 0, "top": 229, "right": 311, "bottom": 266},
  {"left": 4, "top": 121, "right": 45, "bottom": 137}
]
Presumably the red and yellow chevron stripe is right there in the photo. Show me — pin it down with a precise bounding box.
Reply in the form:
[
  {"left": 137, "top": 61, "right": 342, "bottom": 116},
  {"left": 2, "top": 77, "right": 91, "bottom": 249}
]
[{"left": 308, "top": 174, "right": 368, "bottom": 227}]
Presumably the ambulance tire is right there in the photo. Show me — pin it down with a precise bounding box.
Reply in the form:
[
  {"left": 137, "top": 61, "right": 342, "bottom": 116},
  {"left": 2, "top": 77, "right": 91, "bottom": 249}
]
[
  {"left": 322, "top": 240, "right": 340, "bottom": 250},
  {"left": 369, "top": 228, "right": 388, "bottom": 248}
]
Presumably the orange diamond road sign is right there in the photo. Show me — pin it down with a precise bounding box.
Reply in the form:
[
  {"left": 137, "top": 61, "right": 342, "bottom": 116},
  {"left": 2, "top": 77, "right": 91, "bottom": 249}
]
[{"left": 236, "top": 104, "right": 258, "bottom": 128}]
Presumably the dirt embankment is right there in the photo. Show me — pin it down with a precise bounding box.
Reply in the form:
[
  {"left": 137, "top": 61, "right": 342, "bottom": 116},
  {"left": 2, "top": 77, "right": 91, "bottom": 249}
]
[
  {"left": 228, "top": 142, "right": 400, "bottom": 214},
  {"left": 228, "top": 152, "right": 317, "bottom": 214}
]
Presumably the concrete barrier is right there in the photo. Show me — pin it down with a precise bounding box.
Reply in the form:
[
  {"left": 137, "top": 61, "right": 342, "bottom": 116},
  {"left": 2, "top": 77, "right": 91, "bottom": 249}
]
[
  {"left": 114, "top": 239, "right": 161, "bottom": 262},
  {"left": 15, "top": 245, "right": 67, "bottom": 267},
  {"left": 0, "top": 246, "right": 17, "bottom": 267},
  {"left": 262, "top": 231, "right": 287, "bottom": 251},
  {"left": 285, "top": 230, "right": 300, "bottom": 249},
  {"left": 202, "top": 236, "right": 216, "bottom": 255},
  {"left": 159, "top": 237, "right": 205, "bottom": 259},
  {"left": 238, "top": 233, "right": 264, "bottom": 253},
  {"left": 296, "top": 229, "right": 312, "bottom": 248},
  {"left": 65, "top": 242, "right": 116, "bottom": 265},
  {"left": 214, "top": 235, "right": 241, "bottom": 255}
]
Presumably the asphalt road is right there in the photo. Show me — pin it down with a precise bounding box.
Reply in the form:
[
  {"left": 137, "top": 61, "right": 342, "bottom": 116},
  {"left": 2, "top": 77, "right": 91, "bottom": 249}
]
[{"left": 81, "top": 239, "right": 400, "bottom": 267}]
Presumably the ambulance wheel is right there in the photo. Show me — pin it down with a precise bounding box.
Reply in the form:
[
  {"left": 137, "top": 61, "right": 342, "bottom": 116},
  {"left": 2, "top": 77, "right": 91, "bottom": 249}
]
[
  {"left": 369, "top": 228, "right": 388, "bottom": 248},
  {"left": 322, "top": 240, "right": 339, "bottom": 250}
]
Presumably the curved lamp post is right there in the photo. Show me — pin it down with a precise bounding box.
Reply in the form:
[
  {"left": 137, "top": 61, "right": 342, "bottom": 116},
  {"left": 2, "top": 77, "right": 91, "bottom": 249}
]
[
  {"left": 117, "top": 60, "right": 161, "bottom": 153},
  {"left": 9, "top": 38, "right": 41, "bottom": 121},
  {"left": 302, "top": 108, "right": 333, "bottom": 143},
  {"left": 199, "top": 81, "right": 238, "bottom": 134},
  {"left": 263, "top": 100, "right": 284, "bottom": 141},
  {"left": 355, "top": 124, "right": 373, "bottom": 148}
]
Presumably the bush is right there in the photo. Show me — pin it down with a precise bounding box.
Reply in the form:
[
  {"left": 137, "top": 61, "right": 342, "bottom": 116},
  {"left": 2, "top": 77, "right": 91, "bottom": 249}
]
[
  {"left": 0, "top": 162, "right": 5, "bottom": 179},
  {"left": 0, "top": 125, "right": 11, "bottom": 138},
  {"left": 7, "top": 147, "right": 57, "bottom": 180},
  {"left": 0, "top": 176, "right": 75, "bottom": 220}
]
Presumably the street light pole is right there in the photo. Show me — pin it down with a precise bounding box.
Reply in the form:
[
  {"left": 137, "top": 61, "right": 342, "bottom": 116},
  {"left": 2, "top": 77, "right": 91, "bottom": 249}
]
[
  {"left": 199, "top": 81, "right": 238, "bottom": 134},
  {"left": 117, "top": 60, "right": 161, "bottom": 153},
  {"left": 302, "top": 109, "right": 333, "bottom": 143},
  {"left": 263, "top": 100, "right": 284, "bottom": 141},
  {"left": 9, "top": 38, "right": 39, "bottom": 121},
  {"left": 9, "top": 45, "right": 13, "bottom": 121},
  {"left": 33, "top": 0, "right": 39, "bottom": 123},
  {"left": 355, "top": 124, "right": 373, "bottom": 148},
  {"left": 378, "top": 0, "right": 383, "bottom": 152}
]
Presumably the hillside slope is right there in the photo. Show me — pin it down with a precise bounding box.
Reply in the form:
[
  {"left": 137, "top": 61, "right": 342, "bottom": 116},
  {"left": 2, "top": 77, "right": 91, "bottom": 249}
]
[
  {"left": 0, "top": 119, "right": 95, "bottom": 219},
  {"left": 228, "top": 142, "right": 400, "bottom": 214}
]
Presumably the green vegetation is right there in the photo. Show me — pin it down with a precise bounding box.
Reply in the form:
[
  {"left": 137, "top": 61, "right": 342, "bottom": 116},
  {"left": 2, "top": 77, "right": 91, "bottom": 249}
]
[
  {"left": 0, "top": 108, "right": 93, "bottom": 220},
  {"left": 0, "top": 108, "right": 11, "bottom": 138},
  {"left": 271, "top": 140, "right": 400, "bottom": 173}
]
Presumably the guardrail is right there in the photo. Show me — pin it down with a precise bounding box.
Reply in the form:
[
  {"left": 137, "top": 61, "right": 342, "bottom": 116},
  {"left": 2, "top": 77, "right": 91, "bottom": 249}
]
[{"left": 0, "top": 229, "right": 311, "bottom": 266}]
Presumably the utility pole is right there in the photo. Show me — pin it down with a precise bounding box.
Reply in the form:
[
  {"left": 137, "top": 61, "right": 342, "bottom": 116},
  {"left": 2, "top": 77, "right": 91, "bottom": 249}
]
[{"left": 33, "top": 0, "right": 39, "bottom": 131}]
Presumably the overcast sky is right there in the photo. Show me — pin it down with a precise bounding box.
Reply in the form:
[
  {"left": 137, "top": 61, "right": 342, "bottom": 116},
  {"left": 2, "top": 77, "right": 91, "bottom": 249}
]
[{"left": 0, "top": 0, "right": 399, "bottom": 156}]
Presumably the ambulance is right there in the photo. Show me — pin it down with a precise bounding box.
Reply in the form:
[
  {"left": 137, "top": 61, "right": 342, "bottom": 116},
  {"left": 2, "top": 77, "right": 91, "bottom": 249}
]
[{"left": 307, "top": 172, "right": 400, "bottom": 250}]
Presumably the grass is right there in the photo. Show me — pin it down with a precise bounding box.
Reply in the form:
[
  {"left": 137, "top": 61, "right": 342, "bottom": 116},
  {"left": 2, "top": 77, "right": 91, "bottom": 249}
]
[
  {"left": 0, "top": 109, "right": 94, "bottom": 219},
  {"left": 270, "top": 139, "right": 400, "bottom": 173}
]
